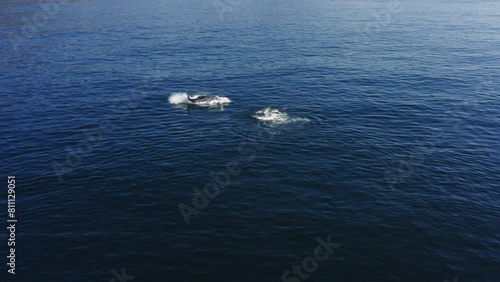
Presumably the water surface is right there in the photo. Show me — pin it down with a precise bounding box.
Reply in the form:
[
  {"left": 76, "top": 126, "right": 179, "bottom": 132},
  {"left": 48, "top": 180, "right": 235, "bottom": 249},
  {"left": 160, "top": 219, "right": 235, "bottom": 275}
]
[{"left": 0, "top": 0, "right": 499, "bottom": 281}]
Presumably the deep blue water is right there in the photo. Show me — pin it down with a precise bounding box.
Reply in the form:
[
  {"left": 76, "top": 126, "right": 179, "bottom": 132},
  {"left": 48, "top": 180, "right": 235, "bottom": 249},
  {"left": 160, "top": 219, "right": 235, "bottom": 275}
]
[{"left": 1, "top": 0, "right": 500, "bottom": 281}]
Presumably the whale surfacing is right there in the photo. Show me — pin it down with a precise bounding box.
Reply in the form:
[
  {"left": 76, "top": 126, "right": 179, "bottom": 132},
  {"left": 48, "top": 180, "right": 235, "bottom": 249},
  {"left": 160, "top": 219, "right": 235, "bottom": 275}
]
[
  {"left": 187, "top": 94, "right": 231, "bottom": 106},
  {"left": 168, "top": 93, "right": 231, "bottom": 106},
  {"left": 187, "top": 95, "right": 214, "bottom": 104}
]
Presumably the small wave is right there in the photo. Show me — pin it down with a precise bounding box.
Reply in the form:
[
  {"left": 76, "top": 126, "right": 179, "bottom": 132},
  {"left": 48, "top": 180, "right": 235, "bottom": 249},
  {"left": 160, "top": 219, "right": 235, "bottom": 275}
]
[{"left": 252, "top": 107, "right": 310, "bottom": 123}]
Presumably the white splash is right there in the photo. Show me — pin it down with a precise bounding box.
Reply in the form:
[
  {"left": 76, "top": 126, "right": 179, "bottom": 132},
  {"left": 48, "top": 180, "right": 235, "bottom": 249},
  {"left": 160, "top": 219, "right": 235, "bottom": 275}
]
[
  {"left": 168, "top": 92, "right": 190, "bottom": 104},
  {"left": 252, "top": 107, "right": 310, "bottom": 123},
  {"left": 253, "top": 107, "right": 289, "bottom": 122}
]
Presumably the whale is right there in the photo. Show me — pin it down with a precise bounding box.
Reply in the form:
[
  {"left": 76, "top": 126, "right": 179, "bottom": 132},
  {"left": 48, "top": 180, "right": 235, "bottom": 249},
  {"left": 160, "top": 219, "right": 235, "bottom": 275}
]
[
  {"left": 187, "top": 95, "right": 216, "bottom": 104},
  {"left": 186, "top": 94, "right": 231, "bottom": 106}
]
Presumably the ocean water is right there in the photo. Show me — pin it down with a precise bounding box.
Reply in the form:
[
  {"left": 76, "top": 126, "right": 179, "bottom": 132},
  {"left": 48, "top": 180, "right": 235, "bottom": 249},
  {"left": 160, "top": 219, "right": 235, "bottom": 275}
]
[{"left": 1, "top": 0, "right": 499, "bottom": 281}]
